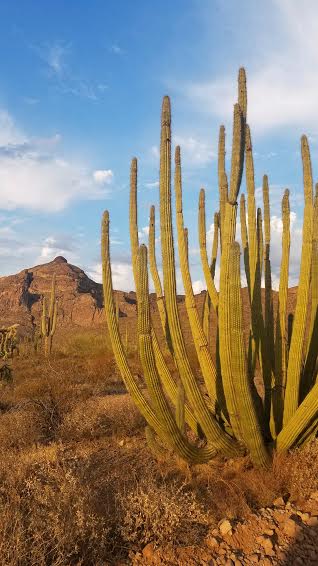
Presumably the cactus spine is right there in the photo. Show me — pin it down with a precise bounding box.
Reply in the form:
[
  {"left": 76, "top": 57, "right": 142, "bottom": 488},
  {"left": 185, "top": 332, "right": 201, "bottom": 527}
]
[
  {"left": 41, "top": 274, "right": 58, "bottom": 356},
  {"left": 102, "top": 68, "right": 318, "bottom": 467}
]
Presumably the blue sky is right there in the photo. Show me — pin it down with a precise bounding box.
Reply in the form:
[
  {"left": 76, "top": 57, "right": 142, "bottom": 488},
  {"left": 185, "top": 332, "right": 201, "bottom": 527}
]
[{"left": 0, "top": 0, "right": 317, "bottom": 290}]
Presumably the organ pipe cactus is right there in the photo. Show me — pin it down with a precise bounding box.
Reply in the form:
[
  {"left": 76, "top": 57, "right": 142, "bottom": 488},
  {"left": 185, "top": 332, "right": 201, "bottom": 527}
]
[
  {"left": 101, "top": 68, "right": 318, "bottom": 467},
  {"left": 41, "top": 274, "right": 58, "bottom": 357}
]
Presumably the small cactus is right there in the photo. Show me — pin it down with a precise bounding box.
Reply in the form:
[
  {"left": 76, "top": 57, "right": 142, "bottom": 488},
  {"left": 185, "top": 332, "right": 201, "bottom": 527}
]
[{"left": 41, "top": 274, "right": 58, "bottom": 356}]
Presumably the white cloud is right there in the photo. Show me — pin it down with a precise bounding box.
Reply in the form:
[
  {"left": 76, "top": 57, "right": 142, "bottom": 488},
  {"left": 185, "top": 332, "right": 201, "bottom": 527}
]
[
  {"left": 174, "top": 135, "right": 214, "bottom": 166},
  {"left": 145, "top": 180, "right": 159, "bottom": 189},
  {"left": 93, "top": 169, "right": 114, "bottom": 185},
  {"left": 110, "top": 44, "right": 124, "bottom": 55},
  {"left": 47, "top": 41, "right": 68, "bottom": 75},
  {"left": 38, "top": 235, "right": 77, "bottom": 263},
  {"left": 174, "top": 1, "right": 318, "bottom": 134},
  {"left": 138, "top": 226, "right": 149, "bottom": 241},
  {"left": 89, "top": 261, "right": 135, "bottom": 292},
  {"left": 0, "top": 110, "right": 113, "bottom": 212}
]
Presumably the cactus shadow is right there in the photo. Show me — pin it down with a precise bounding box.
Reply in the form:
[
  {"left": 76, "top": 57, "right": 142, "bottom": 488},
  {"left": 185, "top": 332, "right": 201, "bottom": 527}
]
[{"left": 281, "top": 519, "right": 318, "bottom": 564}]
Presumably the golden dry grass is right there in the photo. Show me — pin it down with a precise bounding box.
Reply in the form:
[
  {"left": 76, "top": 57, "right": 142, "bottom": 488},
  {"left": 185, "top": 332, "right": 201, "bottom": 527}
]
[{"left": 0, "top": 331, "right": 317, "bottom": 564}]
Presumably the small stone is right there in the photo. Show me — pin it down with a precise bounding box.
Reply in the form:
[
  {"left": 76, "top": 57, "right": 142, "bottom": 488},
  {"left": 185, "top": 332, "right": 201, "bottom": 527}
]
[
  {"left": 206, "top": 536, "right": 219, "bottom": 549},
  {"left": 256, "top": 536, "right": 274, "bottom": 556},
  {"left": 219, "top": 519, "right": 233, "bottom": 536},
  {"left": 283, "top": 518, "right": 301, "bottom": 538},
  {"left": 273, "top": 497, "right": 285, "bottom": 507},
  {"left": 142, "top": 543, "right": 155, "bottom": 560},
  {"left": 263, "top": 529, "right": 274, "bottom": 536},
  {"left": 118, "top": 439, "right": 125, "bottom": 446},
  {"left": 297, "top": 511, "right": 310, "bottom": 522},
  {"left": 307, "top": 516, "right": 318, "bottom": 527},
  {"left": 249, "top": 555, "right": 259, "bottom": 563}
]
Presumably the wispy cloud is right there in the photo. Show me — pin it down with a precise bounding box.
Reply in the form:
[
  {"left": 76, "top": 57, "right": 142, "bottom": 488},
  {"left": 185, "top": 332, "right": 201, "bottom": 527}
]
[
  {"left": 109, "top": 43, "right": 125, "bottom": 55},
  {"left": 0, "top": 109, "right": 114, "bottom": 212},
  {"left": 32, "top": 40, "right": 108, "bottom": 101},
  {"left": 172, "top": 0, "right": 318, "bottom": 135}
]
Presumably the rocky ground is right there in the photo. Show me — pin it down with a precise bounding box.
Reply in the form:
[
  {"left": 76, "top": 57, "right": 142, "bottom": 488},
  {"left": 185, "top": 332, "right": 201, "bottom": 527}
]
[{"left": 132, "top": 492, "right": 318, "bottom": 565}]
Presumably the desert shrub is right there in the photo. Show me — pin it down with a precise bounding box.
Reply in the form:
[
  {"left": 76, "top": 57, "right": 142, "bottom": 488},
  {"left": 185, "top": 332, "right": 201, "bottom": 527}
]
[
  {"left": 0, "top": 446, "right": 114, "bottom": 566},
  {"left": 274, "top": 439, "right": 318, "bottom": 501},
  {"left": 119, "top": 478, "right": 210, "bottom": 548},
  {"left": 59, "top": 394, "right": 144, "bottom": 442},
  {"left": 0, "top": 406, "right": 43, "bottom": 450}
]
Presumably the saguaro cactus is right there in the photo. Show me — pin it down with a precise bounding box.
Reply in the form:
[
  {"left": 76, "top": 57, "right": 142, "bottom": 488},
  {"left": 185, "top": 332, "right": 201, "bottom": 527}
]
[
  {"left": 41, "top": 274, "right": 58, "bottom": 356},
  {"left": 102, "top": 68, "right": 318, "bottom": 467}
]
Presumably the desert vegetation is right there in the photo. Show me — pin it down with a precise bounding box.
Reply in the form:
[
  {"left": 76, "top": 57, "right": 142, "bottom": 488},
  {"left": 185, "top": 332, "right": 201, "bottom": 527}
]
[
  {"left": 2, "top": 67, "right": 318, "bottom": 564},
  {"left": 102, "top": 68, "right": 318, "bottom": 468}
]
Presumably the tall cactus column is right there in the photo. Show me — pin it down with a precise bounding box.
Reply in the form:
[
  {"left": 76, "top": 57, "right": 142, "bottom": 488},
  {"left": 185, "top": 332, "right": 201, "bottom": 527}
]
[{"left": 41, "top": 274, "right": 58, "bottom": 357}]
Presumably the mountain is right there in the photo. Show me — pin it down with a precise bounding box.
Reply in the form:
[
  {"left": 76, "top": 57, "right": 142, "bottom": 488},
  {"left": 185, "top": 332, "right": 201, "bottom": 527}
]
[{"left": 0, "top": 256, "right": 138, "bottom": 336}]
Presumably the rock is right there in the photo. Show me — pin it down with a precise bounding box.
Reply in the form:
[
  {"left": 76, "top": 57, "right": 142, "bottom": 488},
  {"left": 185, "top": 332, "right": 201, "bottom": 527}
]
[
  {"left": 297, "top": 511, "right": 310, "bottom": 522},
  {"left": 118, "top": 439, "right": 125, "bottom": 447},
  {"left": 256, "top": 536, "right": 274, "bottom": 556},
  {"left": 263, "top": 529, "right": 274, "bottom": 536},
  {"left": 307, "top": 516, "right": 318, "bottom": 527},
  {"left": 219, "top": 519, "right": 233, "bottom": 536},
  {"left": 206, "top": 536, "right": 219, "bottom": 549},
  {"left": 142, "top": 543, "right": 155, "bottom": 560},
  {"left": 283, "top": 518, "right": 301, "bottom": 538},
  {"left": 273, "top": 497, "right": 285, "bottom": 507}
]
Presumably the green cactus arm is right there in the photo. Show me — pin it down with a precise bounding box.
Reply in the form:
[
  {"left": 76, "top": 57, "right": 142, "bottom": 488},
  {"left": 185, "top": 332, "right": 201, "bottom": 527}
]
[
  {"left": 115, "top": 295, "right": 119, "bottom": 324},
  {"left": 240, "top": 194, "right": 251, "bottom": 293},
  {"left": 276, "top": 380, "right": 318, "bottom": 452},
  {"left": 101, "top": 210, "right": 169, "bottom": 435},
  {"left": 257, "top": 208, "right": 264, "bottom": 282},
  {"left": 228, "top": 103, "right": 244, "bottom": 204},
  {"left": 238, "top": 67, "right": 247, "bottom": 120},
  {"left": 148, "top": 205, "right": 168, "bottom": 336},
  {"left": 218, "top": 125, "right": 228, "bottom": 246},
  {"left": 184, "top": 227, "right": 189, "bottom": 260},
  {"left": 51, "top": 299, "right": 58, "bottom": 336},
  {"left": 245, "top": 125, "right": 258, "bottom": 300},
  {"left": 129, "top": 157, "right": 139, "bottom": 285},
  {"left": 198, "top": 188, "right": 219, "bottom": 311},
  {"left": 272, "top": 190, "right": 290, "bottom": 436},
  {"left": 151, "top": 328, "right": 199, "bottom": 434},
  {"left": 202, "top": 211, "right": 219, "bottom": 340},
  {"left": 159, "top": 96, "right": 240, "bottom": 456},
  {"left": 128, "top": 144, "right": 199, "bottom": 433},
  {"left": 176, "top": 382, "right": 185, "bottom": 434},
  {"left": 41, "top": 297, "right": 47, "bottom": 337},
  {"left": 301, "top": 187, "right": 318, "bottom": 397},
  {"left": 283, "top": 136, "right": 313, "bottom": 425},
  {"left": 48, "top": 273, "right": 56, "bottom": 329},
  {"left": 175, "top": 146, "right": 220, "bottom": 409},
  {"left": 228, "top": 68, "right": 246, "bottom": 204},
  {"left": 136, "top": 244, "right": 217, "bottom": 463},
  {"left": 228, "top": 242, "right": 270, "bottom": 467},
  {"left": 262, "top": 175, "right": 275, "bottom": 370}
]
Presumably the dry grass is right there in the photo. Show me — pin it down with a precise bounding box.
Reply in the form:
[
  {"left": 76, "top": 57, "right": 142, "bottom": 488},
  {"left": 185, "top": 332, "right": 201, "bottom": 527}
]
[{"left": 0, "top": 333, "right": 317, "bottom": 563}]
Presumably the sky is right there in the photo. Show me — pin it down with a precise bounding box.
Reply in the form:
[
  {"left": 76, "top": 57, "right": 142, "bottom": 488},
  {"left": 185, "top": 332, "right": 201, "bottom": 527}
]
[{"left": 0, "top": 0, "right": 317, "bottom": 291}]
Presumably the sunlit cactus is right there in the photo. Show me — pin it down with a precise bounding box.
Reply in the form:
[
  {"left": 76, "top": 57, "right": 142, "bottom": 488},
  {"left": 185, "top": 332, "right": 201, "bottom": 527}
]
[
  {"left": 41, "top": 274, "right": 58, "bottom": 357},
  {"left": 101, "top": 68, "right": 318, "bottom": 467}
]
